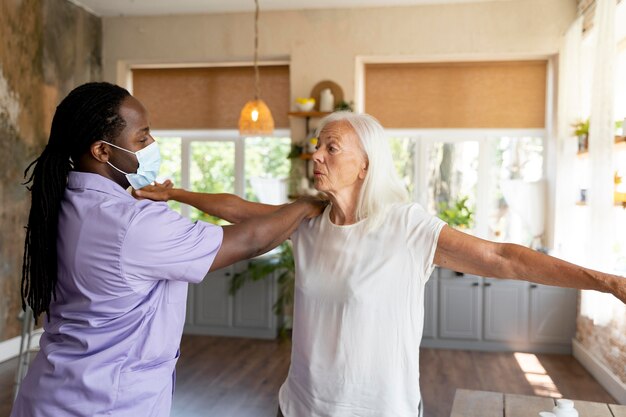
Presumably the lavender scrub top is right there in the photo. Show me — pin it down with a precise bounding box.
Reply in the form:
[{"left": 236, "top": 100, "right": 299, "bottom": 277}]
[{"left": 11, "top": 172, "right": 223, "bottom": 417}]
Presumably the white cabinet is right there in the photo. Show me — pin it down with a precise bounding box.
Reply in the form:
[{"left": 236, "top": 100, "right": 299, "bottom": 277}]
[
  {"left": 422, "top": 268, "right": 578, "bottom": 353},
  {"left": 422, "top": 272, "right": 438, "bottom": 339},
  {"left": 483, "top": 278, "right": 529, "bottom": 343},
  {"left": 529, "top": 284, "right": 577, "bottom": 344},
  {"left": 438, "top": 272, "right": 482, "bottom": 340},
  {"left": 233, "top": 274, "right": 276, "bottom": 330},
  {"left": 184, "top": 261, "right": 279, "bottom": 339},
  {"left": 191, "top": 266, "right": 233, "bottom": 327}
]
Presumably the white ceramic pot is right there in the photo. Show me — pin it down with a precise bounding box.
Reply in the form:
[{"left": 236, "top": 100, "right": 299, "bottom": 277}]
[{"left": 552, "top": 399, "right": 578, "bottom": 417}]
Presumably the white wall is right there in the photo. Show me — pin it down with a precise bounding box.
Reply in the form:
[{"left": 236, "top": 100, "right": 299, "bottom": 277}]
[{"left": 102, "top": 0, "right": 576, "bottom": 108}]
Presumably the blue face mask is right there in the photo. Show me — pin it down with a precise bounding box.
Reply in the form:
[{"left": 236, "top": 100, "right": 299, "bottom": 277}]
[{"left": 102, "top": 141, "right": 161, "bottom": 189}]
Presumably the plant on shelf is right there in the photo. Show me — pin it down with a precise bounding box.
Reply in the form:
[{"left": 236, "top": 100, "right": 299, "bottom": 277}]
[
  {"left": 571, "top": 118, "right": 589, "bottom": 152},
  {"left": 288, "top": 144, "right": 304, "bottom": 159},
  {"left": 334, "top": 100, "right": 354, "bottom": 112},
  {"left": 571, "top": 119, "right": 624, "bottom": 152},
  {"left": 437, "top": 196, "right": 474, "bottom": 230},
  {"left": 229, "top": 242, "right": 295, "bottom": 338}
]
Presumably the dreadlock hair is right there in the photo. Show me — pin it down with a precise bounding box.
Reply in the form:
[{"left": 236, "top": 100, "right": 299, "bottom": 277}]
[{"left": 22, "top": 82, "right": 130, "bottom": 320}]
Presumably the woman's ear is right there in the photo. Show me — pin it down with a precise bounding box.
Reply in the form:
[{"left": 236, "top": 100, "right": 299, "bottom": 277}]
[
  {"left": 90, "top": 141, "right": 110, "bottom": 163},
  {"left": 358, "top": 159, "right": 369, "bottom": 180}
]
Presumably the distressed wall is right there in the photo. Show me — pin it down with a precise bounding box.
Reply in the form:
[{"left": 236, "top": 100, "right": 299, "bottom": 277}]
[
  {"left": 577, "top": 298, "right": 626, "bottom": 385},
  {"left": 0, "top": 0, "right": 101, "bottom": 343}
]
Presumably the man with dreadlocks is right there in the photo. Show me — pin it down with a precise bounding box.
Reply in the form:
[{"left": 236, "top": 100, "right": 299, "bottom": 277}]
[{"left": 11, "top": 82, "right": 325, "bottom": 417}]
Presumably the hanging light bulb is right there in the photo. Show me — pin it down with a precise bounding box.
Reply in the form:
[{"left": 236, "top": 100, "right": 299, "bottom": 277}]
[{"left": 238, "top": 0, "right": 274, "bottom": 136}]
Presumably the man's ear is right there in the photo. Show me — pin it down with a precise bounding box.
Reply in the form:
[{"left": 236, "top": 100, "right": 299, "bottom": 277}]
[{"left": 90, "top": 141, "right": 111, "bottom": 163}]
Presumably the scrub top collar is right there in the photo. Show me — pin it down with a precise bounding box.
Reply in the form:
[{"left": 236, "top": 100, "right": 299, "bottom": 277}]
[{"left": 67, "top": 171, "right": 134, "bottom": 201}]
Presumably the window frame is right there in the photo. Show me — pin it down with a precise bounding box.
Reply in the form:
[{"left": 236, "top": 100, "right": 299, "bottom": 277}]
[
  {"left": 386, "top": 128, "right": 547, "bottom": 239},
  {"left": 153, "top": 128, "right": 291, "bottom": 218}
]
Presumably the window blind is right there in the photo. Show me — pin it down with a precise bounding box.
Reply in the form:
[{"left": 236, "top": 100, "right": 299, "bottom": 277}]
[
  {"left": 364, "top": 61, "right": 547, "bottom": 129},
  {"left": 132, "top": 65, "right": 290, "bottom": 129}
]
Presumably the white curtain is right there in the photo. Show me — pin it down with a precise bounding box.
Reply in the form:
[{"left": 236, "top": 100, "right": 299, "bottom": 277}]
[
  {"left": 554, "top": 17, "right": 583, "bottom": 261},
  {"left": 587, "top": 0, "right": 616, "bottom": 271}
]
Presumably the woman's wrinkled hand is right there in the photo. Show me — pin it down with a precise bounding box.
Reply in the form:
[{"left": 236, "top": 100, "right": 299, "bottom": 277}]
[
  {"left": 296, "top": 195, "right": 329, "bottom": 219},
  {"left": 133, "top": 180, "right": 175, "bottom": 201},
  {"left": 613, "top": 276, "right": 626, "bottom": 305}
]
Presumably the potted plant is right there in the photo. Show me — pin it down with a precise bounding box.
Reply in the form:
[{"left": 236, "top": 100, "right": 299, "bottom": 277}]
[
  {"left": 571, "top": 118, "right": 589, "bottom": 152},
  {"left": 334, "top": 100, "right": 354, "bottom": 112},
  {"left": 437, "top": 196, "right": 474, "bottom": 230}
]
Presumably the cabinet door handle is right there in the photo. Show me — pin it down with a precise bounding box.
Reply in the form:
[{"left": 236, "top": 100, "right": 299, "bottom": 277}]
[
  {"left": 225, "top": 272, "right": 231, "bottom": 277},
  {"left": 472, "top": 282, "right": 480, "bottom": 287},
  {"left": 484, "top": 283, "right": 492, "bottom": 287},
  {"left": 530, "top": 284, "right": 538, "bottom": 289}
]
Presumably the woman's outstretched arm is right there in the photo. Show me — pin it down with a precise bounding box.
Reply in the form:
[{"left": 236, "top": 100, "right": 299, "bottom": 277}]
[
  {"left": 433, "top": 225, "right": 626, "bottom": 304},
  {"left": 135, "top": 181, "right": 281, "bottom": 224}
]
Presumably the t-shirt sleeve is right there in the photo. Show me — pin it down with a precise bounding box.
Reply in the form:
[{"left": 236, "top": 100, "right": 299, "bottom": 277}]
[
  {"left": 404, "top": 203, "right": 446, "bottom": 281},
  {"left": 120, "top": 201, "right": 223, "bottom": 286}
]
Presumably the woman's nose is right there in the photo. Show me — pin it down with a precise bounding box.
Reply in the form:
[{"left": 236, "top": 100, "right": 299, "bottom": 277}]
[{"left": 312, "top": 148, "right": 323, "bottom": 163}]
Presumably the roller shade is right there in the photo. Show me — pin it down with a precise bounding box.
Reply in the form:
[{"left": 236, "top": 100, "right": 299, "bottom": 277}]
[
  {"left": 364, "top": 61, "right": 547, "bottom": 129},
  {"left": 132, "top": 65, "right": 290, "bottom": 129}
]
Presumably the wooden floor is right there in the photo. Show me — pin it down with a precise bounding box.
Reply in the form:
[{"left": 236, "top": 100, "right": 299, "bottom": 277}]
[{"left": 0, "top": 335, "right": 615, "bottom": 417}]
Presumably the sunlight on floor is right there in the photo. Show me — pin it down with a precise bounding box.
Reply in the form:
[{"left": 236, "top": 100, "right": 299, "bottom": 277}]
[{"left": 514, "top": 352, "right": 562, "bottom": 398}]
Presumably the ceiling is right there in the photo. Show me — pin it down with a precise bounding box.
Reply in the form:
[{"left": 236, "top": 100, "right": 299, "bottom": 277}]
[{"left": 70, "top": 0, "right": 514, "bottom": 17}]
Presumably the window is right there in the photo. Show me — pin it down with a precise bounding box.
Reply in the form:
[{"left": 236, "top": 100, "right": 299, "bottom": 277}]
[
  {"left": 155, "top": 130, "right": 292, "bottom": 224},
  {"left": 387, "top": 130, "right": 545, "bottom": 245},
  {"left": 365, "top": 60, "right": 549, "bottom": 246}
]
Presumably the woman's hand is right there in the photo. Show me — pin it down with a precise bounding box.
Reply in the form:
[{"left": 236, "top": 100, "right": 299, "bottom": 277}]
[
  {"left": 295, "top": 196, "right": 328, "bottom": 219},
  {"left": 611, "top": 276, "right": 626, "bottom": 304},
  {"left": 133, "top": 180, "right": 175, "bottom": 201}
]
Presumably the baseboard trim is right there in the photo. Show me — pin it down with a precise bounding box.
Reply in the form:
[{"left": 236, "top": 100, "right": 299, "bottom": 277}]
[
  {"left": 420, "top": 338, "right": 572, "bottom": 354},
  {"left": 0, "top": 330, "right": 43, "bottom": 364},
  {"left": 573, "top": 338, "right": 626, "bottom": 404}
]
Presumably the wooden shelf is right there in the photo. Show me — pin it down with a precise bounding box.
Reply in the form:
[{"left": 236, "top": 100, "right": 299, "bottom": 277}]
[
  {"left": 299, "top": 153, "right": 313, "bottom": 160},
  {"left": 577, "top": 135, "right": 626, "bottom": 155},
  {"left": 288, "top": 111, "right": 331, "bottom": 118},
  {"left": 575, "top": 201, "right": 626, "bottom": 208}
]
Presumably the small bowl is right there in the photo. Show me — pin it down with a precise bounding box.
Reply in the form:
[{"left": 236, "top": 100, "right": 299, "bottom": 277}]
[{"left": 296, "top": 101, "right": 315, "bottom": 112}]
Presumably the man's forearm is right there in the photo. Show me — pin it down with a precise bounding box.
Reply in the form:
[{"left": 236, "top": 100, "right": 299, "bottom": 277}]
[
  {"left": 247, "top": 200, "right": 310, "bottom": 256},
  {"left": 169, "top": 189, "right": 282, "bottom": 223}
]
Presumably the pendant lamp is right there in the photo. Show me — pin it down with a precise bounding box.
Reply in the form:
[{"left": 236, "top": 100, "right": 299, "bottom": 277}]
[{"left": 238, "top": 0, "right": 274, "bottom": 136}]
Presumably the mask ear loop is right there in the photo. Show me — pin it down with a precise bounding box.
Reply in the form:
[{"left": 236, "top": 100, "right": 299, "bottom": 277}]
[
  {"left": 107, "top": 161, "right": 130, "bottom": 176},
  {"left": 100, "top": 140, "right": 136, "bottom": 155},
  {"left": 100, "top": 141, "right": 136, "bottom": 175}
]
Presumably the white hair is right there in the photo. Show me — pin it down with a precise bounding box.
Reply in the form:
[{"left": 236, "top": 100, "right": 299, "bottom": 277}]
[{"left": 316, "top": 111, "right": 409, "bottom": 231}]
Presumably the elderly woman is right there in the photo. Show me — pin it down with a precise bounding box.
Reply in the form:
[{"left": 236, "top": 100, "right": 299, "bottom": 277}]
[{"left": 137, "top": 112, "right": 626, "bottom": 417}]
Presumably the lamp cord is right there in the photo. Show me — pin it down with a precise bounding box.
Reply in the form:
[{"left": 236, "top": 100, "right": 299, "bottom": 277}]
[{"left": 254, "top": 0, "right": 260, "bottom": 100}]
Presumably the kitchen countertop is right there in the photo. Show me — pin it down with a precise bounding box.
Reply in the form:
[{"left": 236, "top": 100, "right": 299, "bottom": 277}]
[{"left": 450, "top": 389, "right": 626, "bottom": 417}]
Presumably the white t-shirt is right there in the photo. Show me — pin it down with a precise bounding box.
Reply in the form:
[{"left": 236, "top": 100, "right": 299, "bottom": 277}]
[{"left": 278, "top": 203, "right": 446, "bottom": 417}]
